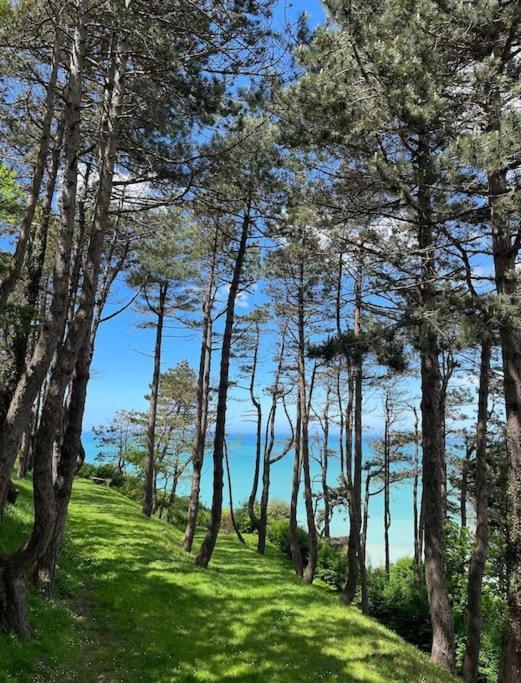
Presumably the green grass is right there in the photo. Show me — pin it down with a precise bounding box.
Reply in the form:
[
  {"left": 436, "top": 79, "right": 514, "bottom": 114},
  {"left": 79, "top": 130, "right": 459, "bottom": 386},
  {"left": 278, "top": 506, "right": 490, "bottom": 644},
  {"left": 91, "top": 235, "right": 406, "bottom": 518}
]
[{"left": 0, "top": 479, "right": 457, "bottom": 682}]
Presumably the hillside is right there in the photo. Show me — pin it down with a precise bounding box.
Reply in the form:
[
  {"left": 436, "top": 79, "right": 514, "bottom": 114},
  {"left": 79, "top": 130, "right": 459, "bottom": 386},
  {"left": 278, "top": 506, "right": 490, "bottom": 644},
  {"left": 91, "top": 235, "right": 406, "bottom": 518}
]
[{"left": 1, "top": 479, "right": 456, "bottom": 682}]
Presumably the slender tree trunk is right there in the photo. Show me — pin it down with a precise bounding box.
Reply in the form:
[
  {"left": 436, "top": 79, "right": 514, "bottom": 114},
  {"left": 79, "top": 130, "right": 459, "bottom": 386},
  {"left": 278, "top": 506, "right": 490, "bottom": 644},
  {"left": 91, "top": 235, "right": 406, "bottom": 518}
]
[
  {"left": 345, "top": 368, "right": 354, "bottom": 482},
  {"left": 362, "top": 473, "right": 372, "bottom": 564},
  {"left": 417, "top": 133, "right": 455, "bottom": 672},
  {"left": 34, "top": 334, "right": 91, "bottom": 596},
  {"left": 183, "top": 229, "right": 218, "bottom": 552},
  {"left": 384, "top": 412, "right": 391, "bottom": 576},
  {"left": 296, "top": 261, "right": 318, "bottom": 585},
  {"left": 195, "top": 204, "right": 251, "bottom": 567},
  {"left": 247, "top": 322, "right": 262, "bottom": 531},
  {"left": 463, "top": 337, "right": 491, "bottom": 682},
  {"left": 34, "top": 234, "right": 130, "bottom": 595},
  {"left": 439, "top": 353, "right": 455, "bottom": 520},
  {"left": 460, "top": 438, "right": 473, "bottom": 530},
  {"left": 258, "top": 329, "right": 286, "bottom": 554},
  {"left": 289, "top": 403, "right": 304, "bottom": 578},
  {"left": 0, "top": 0, "right": 87, "bottom": 517},
  {"left": 32, "top": 38, "right": 127, "bottom": 596},
  {"left": 224, "top": 439, "right": 245, "bottom": 545},
  {"left": 412, "top": 406, "right": 422, "bottom": 582},
  {"left": 343, "top": 259, "right": 365, "bottom": 608},
  {"left": 0, "top": 30, "right": 61, "bottom": 312},
  {"left": 490, "top": 163, "right": 521, "bottom": 681},
  {"left": 321, "top": 389, "right": 331, "bottom": 539},
  {"left": 143, "top": 283, "right": 167, "bottom": 517}
]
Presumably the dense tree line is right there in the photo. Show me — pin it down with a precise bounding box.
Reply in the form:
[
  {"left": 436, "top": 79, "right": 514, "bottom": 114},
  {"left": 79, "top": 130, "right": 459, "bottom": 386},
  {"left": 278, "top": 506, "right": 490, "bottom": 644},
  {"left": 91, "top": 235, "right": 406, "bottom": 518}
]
[{"left": 0, "top": 1, "right": 519, "bottom": 681}]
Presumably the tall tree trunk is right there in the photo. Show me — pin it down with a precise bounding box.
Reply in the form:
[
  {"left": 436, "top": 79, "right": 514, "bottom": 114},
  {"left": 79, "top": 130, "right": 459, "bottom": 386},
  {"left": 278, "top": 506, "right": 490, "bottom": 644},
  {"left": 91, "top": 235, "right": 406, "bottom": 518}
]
[
  {"left": 0, "top": 0, "right": 87, "bottom": 518},
  {"left": 361, "top": 473, "right": 372, "bottom": 563},
  {"left": 0, "top": 29, "right": 61, "bottom": 312},
  {"left": 460, "top": 438, "right": 473, "bottom": 530},
  {"left": 463, "top": 337, "right": 491, "bottom": 682},
  {"left": 321, "top": 388, "right": 331, "bottom": 539},
  {"left": 383, "top": 409, "right": 391, "bottom": 576},
  {"left": 34, "top": 234, "right": 130, "bottom": 595},
  {"left": 31, "top": 36, "right": 127, "bottom": 596},
  {"left": 195, "top": 204, "right": 251, "bottom": 567},
  {"left": 247, "top": 321, "right": 262, "bottom": 531},
  {"left": 343, "top": 259, "right": 366, "bottom": 609},
  {"left": 417, "top": 133, "right": 455, "bottom": 672},
  {"left": 182, "top": 227, "right": 218, "bottom": 552},
  {"left": 34, "top": 333, "right": 91, "bottom": 596},
  {"left": 412, "top": 406, "right": 422, "bottom": 582},
  {"left": 490, "top": 162, "right": 521, "bottom": 681},
  {"left": 165, "top": 470, "right": 179, "bottom": 522},
  {"left": 258, "top": 328, "right": 286, "bottom": 554},
  {"left": 224, "top": 439, "right": 245, "bottom": 545},
  {"left": 289, "top": 400, "right": 304, "bottom": 578},
  {"left": 143, "top": 283, "right": 167, "bottom": 517},
  {"left": 297, "top": 260, "right": 318, "bottom": 585}
]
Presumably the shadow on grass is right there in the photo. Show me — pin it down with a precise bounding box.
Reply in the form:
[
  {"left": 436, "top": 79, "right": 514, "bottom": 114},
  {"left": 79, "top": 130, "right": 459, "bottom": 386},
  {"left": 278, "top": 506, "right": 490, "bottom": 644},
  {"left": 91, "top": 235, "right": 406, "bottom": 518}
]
[{"left": 60, "top": 481, "right": 455, "bottom": 683}]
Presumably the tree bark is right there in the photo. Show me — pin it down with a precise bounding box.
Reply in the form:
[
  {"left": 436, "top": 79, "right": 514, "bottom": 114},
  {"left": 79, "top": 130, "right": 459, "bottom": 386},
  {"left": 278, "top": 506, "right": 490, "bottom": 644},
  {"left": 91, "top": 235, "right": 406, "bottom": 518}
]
[
  {"left": 460, "top": 438, "right": 474, "bottom": 530},
  {"left": 143, "top": 283, "right": 167, "bottom": 517},
  {"left": 490, "top": 163, "right": 521, "bottom": 682},
  {"left": 30, "top": 33, "right": 128, "bottom": 596},
  {"left": 195, "top": 204, "right": 251, "bottom": 567},
  {"left": 296, "top": 259, "right": 318, "bottom": 585},
  {"left": 343, "top": 259, "right": 366, "bottom": 610},
  {"left": 0, "top": 29, "right": 61, "bottom": 312},
  {"left": 257, "top": 328, "right": 286, "bottom": 554},
  {"left": 412, "top": 406, "right": 422, "bottom": 582},
  {"left": 289, "top": 401, "right": 304, "bottom": 578},
  {"left": 34, "top": 334, "right": 91, "bottom": 596},
  {"left": 417, "top": 133, "right": 455, "bottom": 672},
  {"left": 0, "top": 567, "right": 30, "bottom": 637},
  {"left": 0, "top": 0, "right": 87, "bottom": 517},
  {"left": 247, "top": 320, "right": 262, "bottom": 531},
  {"left": 321, "top": 388, "right": 331, "bottom": 539},
  {"left": 183, "top": 227, "right": 218, "bottom": 552},
  {"left": 224, "top": 439, "right": 245, "bottom": 545},
  {"left": 384, "top": 406, "right": 391, "bottom": 576},
  {"left": 463, "top": 337, "right": 491, "bottom": 682}
]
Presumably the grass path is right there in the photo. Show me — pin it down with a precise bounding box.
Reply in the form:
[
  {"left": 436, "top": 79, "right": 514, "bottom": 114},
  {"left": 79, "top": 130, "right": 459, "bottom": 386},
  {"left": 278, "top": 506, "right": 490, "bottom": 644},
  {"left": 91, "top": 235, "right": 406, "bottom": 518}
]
[{"left": 1, "top": 479, "right": 457, "bottom": 682}]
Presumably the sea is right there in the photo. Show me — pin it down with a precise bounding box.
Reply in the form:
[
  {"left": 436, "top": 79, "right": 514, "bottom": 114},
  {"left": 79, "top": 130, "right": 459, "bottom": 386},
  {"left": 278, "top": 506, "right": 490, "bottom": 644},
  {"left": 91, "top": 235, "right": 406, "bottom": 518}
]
[{"left": 82, "top": 430, "right": 417, "bottom": 566}]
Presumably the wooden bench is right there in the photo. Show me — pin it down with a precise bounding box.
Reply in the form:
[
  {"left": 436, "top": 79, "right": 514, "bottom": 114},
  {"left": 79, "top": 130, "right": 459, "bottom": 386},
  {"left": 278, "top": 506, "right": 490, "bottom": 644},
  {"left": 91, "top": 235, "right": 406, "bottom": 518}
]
[{"left": 91, "top": 477, "right": 113, "bottom": 487}]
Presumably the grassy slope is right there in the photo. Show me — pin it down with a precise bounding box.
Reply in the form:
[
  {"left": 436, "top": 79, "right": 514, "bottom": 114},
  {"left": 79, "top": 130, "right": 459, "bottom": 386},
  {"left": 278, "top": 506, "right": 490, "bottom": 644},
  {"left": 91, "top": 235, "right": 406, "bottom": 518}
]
[{"left": 0, "top": 479, "right": 457, "bottom": 683}]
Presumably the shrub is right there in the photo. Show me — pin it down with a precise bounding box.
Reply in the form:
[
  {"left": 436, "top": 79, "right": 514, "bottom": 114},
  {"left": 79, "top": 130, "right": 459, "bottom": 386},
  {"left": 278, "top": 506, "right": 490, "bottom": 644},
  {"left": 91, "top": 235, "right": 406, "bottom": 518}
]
[
  {"left": 220, "top": 508, "right": 235, "bottom": 534},
  {"left": 367, "top": 558, "right": 431, "bottom": 652},
  {"left": 267, "top": 519, "right": 309, "bottom": 564},
  {"left": 316, "top": 541, "right": 348, "bottom": 590},
  {"left": 267, "top": 499, "right": 291, "bottom": 521}
]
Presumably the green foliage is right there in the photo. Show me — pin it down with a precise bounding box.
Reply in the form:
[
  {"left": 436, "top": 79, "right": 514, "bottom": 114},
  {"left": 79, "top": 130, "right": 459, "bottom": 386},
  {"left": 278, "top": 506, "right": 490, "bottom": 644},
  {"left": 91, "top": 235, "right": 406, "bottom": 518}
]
[
  {"left": 266, "top": 520, "right": 347, "bottom": 591},
  {"left": 367, "top": 528, "right": 506, "bottom": 679},
  {"left": 266, "top": 499, "right": 291, "bottom": 521},
  {"left": 78, "top": 462, "right": 126, "bottom": 487},
  {"left": 267, "top": 519, "right": 309, "bottom": 564},
  {"left": 368, "top": 558, "right": 432, "bottom": 652},
  {"left": 316, "top": 541, "right": 348, "bottom": 591},
  {"left": 444, "top": 521, "right": 505, "bottom": 680},
  {"left": 308, "top": 326, "right": 407, "bottom": 373},
  {"left": 0, "top": 162, "right": 22, "bottom": 225}
]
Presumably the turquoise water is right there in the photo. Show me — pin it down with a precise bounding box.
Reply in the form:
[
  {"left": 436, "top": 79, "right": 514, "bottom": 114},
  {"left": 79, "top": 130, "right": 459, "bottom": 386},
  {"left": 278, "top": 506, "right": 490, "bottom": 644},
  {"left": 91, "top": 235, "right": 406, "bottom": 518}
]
[{"left": 82, "top": 431, "right": 416, "bottom": 566}]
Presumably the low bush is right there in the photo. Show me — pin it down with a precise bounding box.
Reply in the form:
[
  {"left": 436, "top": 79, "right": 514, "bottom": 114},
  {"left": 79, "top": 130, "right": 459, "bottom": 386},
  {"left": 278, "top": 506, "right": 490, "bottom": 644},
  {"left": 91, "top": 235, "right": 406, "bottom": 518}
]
[
  {"left": 367, "top": 558, "right": 431, "bottom": 652},
  {"left": 267, "top": 519, "right": 310, "bottom": 563},
  {"left": 316, "top": 541, "right": 348, "bottom": 590}
]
